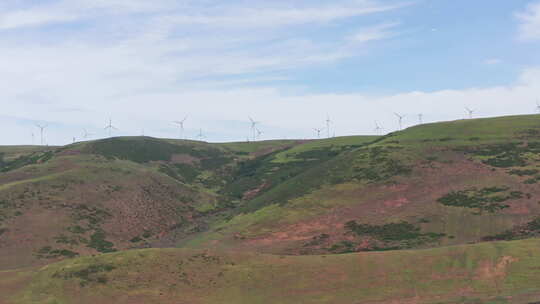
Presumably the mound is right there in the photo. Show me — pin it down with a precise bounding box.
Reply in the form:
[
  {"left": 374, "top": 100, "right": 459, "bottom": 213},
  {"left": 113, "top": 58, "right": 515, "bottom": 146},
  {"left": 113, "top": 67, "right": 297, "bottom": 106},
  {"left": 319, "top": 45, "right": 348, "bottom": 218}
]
[{"left": 3, "top": 239, "right": 540, "bottom": 304}]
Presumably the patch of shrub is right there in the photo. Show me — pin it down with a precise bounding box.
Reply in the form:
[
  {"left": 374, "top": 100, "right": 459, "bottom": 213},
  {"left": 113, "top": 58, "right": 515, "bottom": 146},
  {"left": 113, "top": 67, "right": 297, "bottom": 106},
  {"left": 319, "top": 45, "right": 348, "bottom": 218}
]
[
  {"left": 130, "top": 236, "right": 142, "bottom": 243},
  {"left": 483, "top": 217, "right": 540, "bottom": 241},
  {"left": 460, "top": 142, "right": 540, "bottom": 168},
  {"left": 67, "top": 225, "right": 88, "bottom": 234},
  {"left": 525, "top": 177, "right": 540, "bottom": 184},
  {"left": 352, "top": 146, "right": 412, "bottom": 183},
  {"left": 508, "top": 169, "right": 539, "bottom": 176},
  {"left": 0, "top": 151, "right": 55, "bottom": 172},
  {"left": 329, "top": 241, "right": 356, "bottom": 253},
  {"left": 438, "top": 186, "right": 522, "bottom": 213},
  {"left": 55, "top": 234, "right": 79, "bottom": 246},
  {"left": 142, "top": 230, "right": 152, "bottom": 238},
  {"left": 303, "top": 234, "right": 330, "bottom": 247},
  {"left": 36, "top": 246, "right": 79, "bottom": 259},
  {"left": 73, "top": 204, "right": 111, "bottom": 227},
  {"left": 87, "top": 230, "right": 116, "bottom": 253},
  {"left": 339, "top": 220, "right": 445, "bottom": 252},
  {"left": 52, "top": 263, "right": 116, "bottom": 287},
  {"left": 346, "top": 221, "right": 427, "bottom": 241}
]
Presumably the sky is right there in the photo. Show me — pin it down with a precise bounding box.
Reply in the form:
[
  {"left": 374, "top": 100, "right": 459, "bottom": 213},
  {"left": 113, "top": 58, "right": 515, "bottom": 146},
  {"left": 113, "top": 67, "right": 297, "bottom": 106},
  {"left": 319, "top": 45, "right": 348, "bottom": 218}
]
[{"left": 0, "top": 0, "right": 540, "bottom": 145}]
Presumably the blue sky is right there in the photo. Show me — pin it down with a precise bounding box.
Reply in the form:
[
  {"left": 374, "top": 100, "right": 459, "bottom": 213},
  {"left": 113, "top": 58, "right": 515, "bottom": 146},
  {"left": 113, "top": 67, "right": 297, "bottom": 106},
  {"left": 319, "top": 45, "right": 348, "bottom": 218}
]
[{"left": 0, "top": 0, "right": 540, "bottom": 144}]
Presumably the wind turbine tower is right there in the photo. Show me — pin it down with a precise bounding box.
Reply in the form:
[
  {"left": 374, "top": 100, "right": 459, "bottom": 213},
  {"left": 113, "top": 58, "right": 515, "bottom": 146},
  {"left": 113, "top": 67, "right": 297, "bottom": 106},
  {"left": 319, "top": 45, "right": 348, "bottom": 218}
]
[
  {"left": 35, "top": 124, "right": 48, "bottom": 146},
  {"left": 465, "top": 107, "right": 474, "bottom": 119},
  {"left": 196, "top": 128, "right": 204, "bottom": 141},
  {"left": 173, "top": 116, "right": 188, "bottom": 139},
  {"left": 374, "top": 121, "right": 383, "bottom": 135},
  {"left": 536, "top": 100, "right": 540, "bottom": 113},
  {"left": 256, "top": 128, "right": 263, "bottom": 140},
  {"left": 104, "top": 118, "right": 118, "bottom": 137},
  {"left": 325, "top": 114, "right": 332, "bottom": 138},
  {"left": 418, "top": 113, "right": 423, "bottom": 124},
  {"left": 82, "top": 129, "right": 94, "bottom": 139},
  {"left": 313, "top": 128, "right": 322, "bottom": 139},
  {"left": 394, "top": 113, "right": 404, "bottom": 131},
  {"left": 249, "top": 117, "right": 259, "bottom": 141}
]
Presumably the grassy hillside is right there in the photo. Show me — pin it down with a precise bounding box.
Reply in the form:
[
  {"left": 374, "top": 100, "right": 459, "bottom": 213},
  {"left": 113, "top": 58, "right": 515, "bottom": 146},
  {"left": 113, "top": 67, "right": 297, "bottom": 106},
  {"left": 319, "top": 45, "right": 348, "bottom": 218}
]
[
  {"left": 0, "top": 135, "right": 377, "bottom": 270},
  {"left": 183, "top": 115, "right": 540, "bottom": 255},
  {"left": 3, "top": 239, "right": 540, "bottom": 304},
  {"left": 3, "top": 115, "right": 540, "bottom": 273}
]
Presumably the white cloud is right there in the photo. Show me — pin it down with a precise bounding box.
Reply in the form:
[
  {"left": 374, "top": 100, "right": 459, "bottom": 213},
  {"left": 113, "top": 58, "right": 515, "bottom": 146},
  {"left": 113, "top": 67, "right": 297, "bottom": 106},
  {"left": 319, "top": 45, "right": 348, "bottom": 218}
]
[
  {"left": 0, "top": 9, "right": 75, "bottom": 30},
  {"left": 484, "top": 58, "right": 502, "bottom": 65},
  {"left": 1, "top": 65, "right": 540, "bottom": 145},
  {"left": 349, "top": 22, "right": 399, "bottom": 43},
  {"left": 3, "top": 1, "right": 537, "bottom": 145},
  {"left": 165, "top": 3, "right": 406, "bottom": 29},
  {"left": 516, "top": 1, "right": 540, "bottom": 41}
]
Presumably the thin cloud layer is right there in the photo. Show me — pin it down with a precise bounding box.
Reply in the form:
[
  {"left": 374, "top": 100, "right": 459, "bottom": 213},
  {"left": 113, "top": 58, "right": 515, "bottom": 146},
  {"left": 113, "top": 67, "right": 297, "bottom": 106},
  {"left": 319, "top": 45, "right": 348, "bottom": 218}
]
[{"left": 517, "top": 1, "right": 540, "bottom": 41}]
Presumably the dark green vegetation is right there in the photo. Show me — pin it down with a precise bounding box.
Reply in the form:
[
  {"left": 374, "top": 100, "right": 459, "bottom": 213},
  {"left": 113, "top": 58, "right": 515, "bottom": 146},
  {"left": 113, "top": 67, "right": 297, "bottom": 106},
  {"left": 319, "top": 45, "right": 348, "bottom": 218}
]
[
  {"left": 333, "top": 220, "right": 445, "bottom": 252},
  {"left": 461, "top": 142, "right": 540, "bottom": 168},
  {"left": 52, "top": 263, "right": 116, "bottom": 286},
  {"left": 438, "top": 186, "right": 524, "bottom": 214},
  {"left": 0, "top": 150, "right": 54, "bottom": 172},
  {"left": 36, "top": 246, "right": 79, "bottom": 259},
  {"left": 484, "top": 217, "right": 540, "bottom": 241}
]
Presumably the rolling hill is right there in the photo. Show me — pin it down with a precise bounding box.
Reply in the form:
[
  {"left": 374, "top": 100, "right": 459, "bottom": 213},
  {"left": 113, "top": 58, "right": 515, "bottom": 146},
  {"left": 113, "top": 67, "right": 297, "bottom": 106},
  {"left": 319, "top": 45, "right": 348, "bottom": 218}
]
[
  {"left": 2, "top": 114, "right": 540, "bottom": 303},
  {"left": 3, "top": 239, "right": 540, "bottom": 304}
]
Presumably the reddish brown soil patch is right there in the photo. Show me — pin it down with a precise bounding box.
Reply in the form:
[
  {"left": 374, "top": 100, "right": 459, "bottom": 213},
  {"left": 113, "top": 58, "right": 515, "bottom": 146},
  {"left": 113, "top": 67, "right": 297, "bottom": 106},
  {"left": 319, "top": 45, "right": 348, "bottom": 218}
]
[{"left": 170, "top": 154, "right": 200, "bottom": 165}]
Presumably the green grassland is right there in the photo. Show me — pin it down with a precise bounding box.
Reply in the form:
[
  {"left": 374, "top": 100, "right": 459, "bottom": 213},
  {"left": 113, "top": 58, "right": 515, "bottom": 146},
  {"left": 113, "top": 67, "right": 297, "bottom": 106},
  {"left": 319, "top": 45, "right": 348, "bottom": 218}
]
[{"left": 4, "top": 238, "right": 540, "bottom": 304}]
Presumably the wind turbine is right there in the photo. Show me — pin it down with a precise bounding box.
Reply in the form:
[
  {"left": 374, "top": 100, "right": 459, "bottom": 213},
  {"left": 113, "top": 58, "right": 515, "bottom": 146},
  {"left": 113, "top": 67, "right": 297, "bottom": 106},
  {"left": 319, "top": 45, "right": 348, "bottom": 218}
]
[
  {"left": 173, "top": 116, "right": 188, "bottom": 139},
  {"left": 313, "top": 128, "right": 322, "bottom": 139},
  {"left": 374, "top": 121, "right": 383, "bottom": 135},
  {"left": 394, "top": 113, "right": 404, "bottom": 130},
  {"left": 465, "top": 107, "right": 474, "bottom": 119},
  {"left": 35, "top": 124, "right": 48, "bottom": 146},
  {"left": 196, "top": 128, "right": 204, "bottom": 141},
  {"left": 325, "top": 114, "right": 332, "bottom": 138},
  {"left": 255, "top": 128, "right": 263, "bottom": 140},
  {"left": 535, "top": 100, "right": 540, "bottom": 113},
  {"left": 82, "top": 129, "right": 94, "bottom": 139},
  {"left": 104, "top": 118, "right": 118, "bottom": 137},
  {"left": 249, "top": 117, "right": 259, "bottom": 141},
  {"left": 418, "top": 113, "right": 423, "bottom": 124},
  {"left": 31, "top": 133, "right": 35, "bottom": 145}
]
